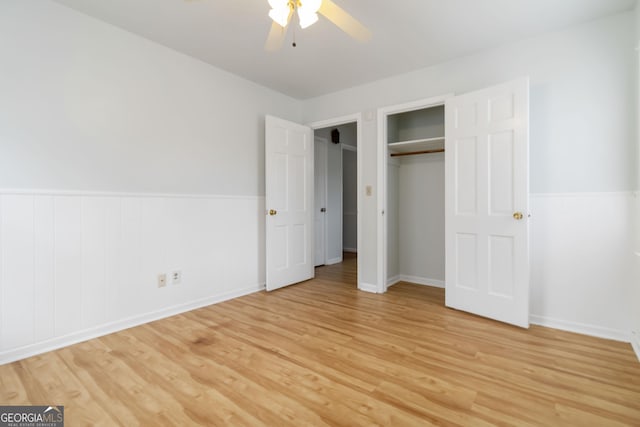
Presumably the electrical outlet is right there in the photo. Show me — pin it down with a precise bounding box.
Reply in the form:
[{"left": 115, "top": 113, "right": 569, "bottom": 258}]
[
  {"left": 171, "top": 270, "right": 182, "bottom": 285},
  {"left": 158, "top": 273, "right": 167, "bottom": 288}
]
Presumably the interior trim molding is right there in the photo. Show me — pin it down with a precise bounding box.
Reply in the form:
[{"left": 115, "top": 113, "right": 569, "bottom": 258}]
[
  {"left": 388, "top": 275, "right": 445, "bottom": 288},
  {"left": 632, "top": 331, "right": 640, "bottom": 362},
  {"left": 530, "top": 191, "right": 634, "bottom": 199},
  {"left": 0, "top": 189, "right": 263, "bottom": 200},
  {"left": 529, "top": 314, "right": 630, "bottom": 343},
  {"left": 326, "top": 257, "right": 343, "bottom": 266},
  {"left": 358, "top": 282, "right": 379, "bottom": 294},
  {"left": 0, "top": 283, "right": 265, "bottom": 366},
  {"left": 401, "top": 275, "right": 445, "bottom": 288},
  {"left": 386, "top": 275, "right": 401, "bottom": 287}
]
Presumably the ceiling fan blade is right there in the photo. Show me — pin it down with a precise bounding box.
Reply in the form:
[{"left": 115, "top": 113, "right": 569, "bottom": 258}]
[
  {"left": 265, "top": 21, "right": 287, "bottom": 52},
  {"left": 318, "top": 0, "right": 372, "bottom": 42}
]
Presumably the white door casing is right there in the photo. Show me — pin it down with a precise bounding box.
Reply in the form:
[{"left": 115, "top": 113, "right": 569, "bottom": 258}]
[
  {"left": 265, "top": 115, "right": 314, "bottom": 291},
  {"left": 445, "top": 78, "right": 530, "bottom": 328},
  {"left": 314, "top": 137, "right": 328, "bottom": 266}
]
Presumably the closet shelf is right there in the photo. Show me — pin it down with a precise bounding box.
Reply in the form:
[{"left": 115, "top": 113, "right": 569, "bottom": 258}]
[
  {"left": 388, "top": 137, "right": 445, "bottom": 156},
  {"left": 391, "top": 148, "right": 444, "bottom": 157}
]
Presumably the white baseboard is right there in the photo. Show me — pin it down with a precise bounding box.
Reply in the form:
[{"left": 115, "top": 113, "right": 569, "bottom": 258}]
[
  {"left": 358, "top": 282, "right": 379, "bottom": 293},
  {"left": 326, "top": 257, "right": 343, "bottom": 265},
  {"left": 343, "top": 248, "right": 358, "bottom": 253},
  {"left": 632, "top": 331, "right": 640, "bottom": 362},
  {"left": 529, "top": 315, "right": 630, "bottom": 343},
  {"left": 0, "top": 283, "right": 265, "bottom": 365},
  {"left": 388, "top": 275, "right": 445, "bottom": 288},
  {"left": 387, "top": 275, "right": 401, "bottom": 287},
  {"left": 401, "top": 275, "right": 445, "bottom": 288}
]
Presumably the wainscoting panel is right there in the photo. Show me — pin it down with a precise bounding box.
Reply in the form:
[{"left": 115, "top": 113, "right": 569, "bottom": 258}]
[
  {"left": 55, "top": 196, "right": 83, "bottom": 337},
  {"left": 1, "top": 195, "right": 35, "bottom": 350},
  {"left": 529, "top": 192, "right": 634, "bottom": 342},
  {"left": 34, "top": 196, "right": 55, "bottom": 343},
  {"left": 0, "top": 191, "right": 265, "bottom": 364}
]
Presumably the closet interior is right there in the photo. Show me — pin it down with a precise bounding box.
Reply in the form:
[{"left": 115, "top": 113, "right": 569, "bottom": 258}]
[{"left": 386, "top": 103, "right": 446, "bottom": 287}]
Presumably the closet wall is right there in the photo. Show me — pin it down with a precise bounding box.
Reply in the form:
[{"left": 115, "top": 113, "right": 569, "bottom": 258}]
[{"left": 398, "top": 154, "right": 445, "bottom": 286}]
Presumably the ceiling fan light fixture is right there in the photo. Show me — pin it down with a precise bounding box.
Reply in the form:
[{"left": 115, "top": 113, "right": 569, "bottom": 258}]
[
  {"left": 269, "top": 7, "right": 291, "bottom": 27},
  {"left": 300, "top": 0, "right": 322, "bottom": 13},
  {"left": 298, "top": 11, "right": 318, "bottom": 29},
  {"left": 298, "top": 0, "right": 321, "bottom": 27},
  {"left": 264, "top": 0, "right": 371, "bottom": 51}
]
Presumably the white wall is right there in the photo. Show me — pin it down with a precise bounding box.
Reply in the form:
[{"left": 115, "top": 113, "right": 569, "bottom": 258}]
[
  {"left": 303, "top": 12, "right": 638, "bottom": 340},
  {"left": 0, "top": 1, "right": 302, "bottom": 196},
  {"left": 326, "top": 141, "right": 343, "bottom": 264},
  {"left": 633, "top": 3, "right": 640, "bottom": 358},
  {"left": 397, "top": 154, "right": 445, "bottom": 287},
  {"left": 341, "top": 122, "right": 358, "bottom": 253},
  {"left": 0, "top": 1, "right": 300, "bottom": 363},
  {"left": 304, "top": 13, "right": 637, "bottom": 193},
  {"left": 343, "top": 150, "right": 358, "bottom": 252}
]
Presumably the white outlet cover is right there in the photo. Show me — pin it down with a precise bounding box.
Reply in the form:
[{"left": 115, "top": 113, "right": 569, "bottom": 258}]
[
  {"left": 172, "top": 270, "right": 182, "bottom": 285},
  {"left": 158, "top": 274, "right": 167, "bottom": 288}
]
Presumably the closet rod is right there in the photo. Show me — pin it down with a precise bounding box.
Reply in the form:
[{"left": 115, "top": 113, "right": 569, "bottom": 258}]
[{"left": 390, "top": 148, "right": 445, "bottom": 157}]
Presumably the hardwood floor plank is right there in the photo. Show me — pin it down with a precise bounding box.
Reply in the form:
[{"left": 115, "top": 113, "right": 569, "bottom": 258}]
[{"left": 0, "top": 253, "right": 639, "bottom": 426}]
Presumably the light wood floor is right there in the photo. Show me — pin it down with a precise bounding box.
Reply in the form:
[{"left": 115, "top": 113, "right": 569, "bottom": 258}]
[{"left": 1, "top": 253, "right": 639, "bottom": 426}]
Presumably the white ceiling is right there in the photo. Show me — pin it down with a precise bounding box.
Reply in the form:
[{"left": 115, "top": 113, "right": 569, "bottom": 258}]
[{"left": 52, "top": 0, "right": 637, "bottom": 99}]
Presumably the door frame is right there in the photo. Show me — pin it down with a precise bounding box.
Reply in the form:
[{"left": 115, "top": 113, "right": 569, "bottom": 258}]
[
  {"left": 314, "top": 136, "right": 329, "bottom": 266},
  {"left": 376, "top": 94, "right": 454, "bottom": 294},
  {"left": 308, "top": 113, "right": 362, "bottom": 288}
]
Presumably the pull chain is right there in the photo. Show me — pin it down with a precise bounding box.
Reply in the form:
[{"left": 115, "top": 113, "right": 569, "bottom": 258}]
[{"left": 292, "top": 15, "right": 297, "bottom": 47}]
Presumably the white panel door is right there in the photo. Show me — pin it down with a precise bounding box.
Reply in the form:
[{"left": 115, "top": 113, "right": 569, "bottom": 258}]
[
  {"left": 445, "top": 78, "right": 530, "bottom": 328},
  {"left": 314, "top": 137, "right": 327, "bottom": 266},
  {"left": 265, "top": 115, "right": 314, "bottom": 291}
]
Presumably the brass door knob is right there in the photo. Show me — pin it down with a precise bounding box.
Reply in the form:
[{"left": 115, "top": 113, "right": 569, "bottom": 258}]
[
  {"left": 269, "top": 209, "right": 277, "bottom": 216},
  {"left": 513, "top": 212, "right": 524, "bottom": 220}
]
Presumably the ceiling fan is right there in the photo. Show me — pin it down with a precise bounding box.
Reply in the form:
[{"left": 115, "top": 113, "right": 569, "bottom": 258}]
[{"left": 265, "top": 0, "right": 372, "bottom": 51}]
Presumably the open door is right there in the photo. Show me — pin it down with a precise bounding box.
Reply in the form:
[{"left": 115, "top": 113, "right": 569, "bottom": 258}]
[
  {"left": 445, "top": 78, "right": 530, "bottom": 328},
  {"left": 265, "top": 115, "right": 314, "bottom": 291}
]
